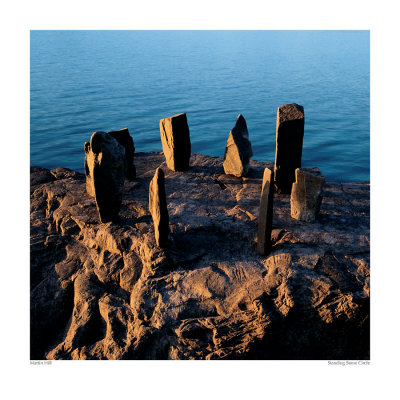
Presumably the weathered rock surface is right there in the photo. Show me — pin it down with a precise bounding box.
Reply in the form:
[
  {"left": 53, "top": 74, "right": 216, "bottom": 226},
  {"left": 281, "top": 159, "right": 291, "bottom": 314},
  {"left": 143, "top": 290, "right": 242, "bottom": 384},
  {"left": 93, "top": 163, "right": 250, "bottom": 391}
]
[
  {"left": 159, "top": 113, "right": 191, "bottom": 171},
  {"left": 274, "top": 103, "right": 305, "bottom": 194},
  {"left": 108, "top": 128, "right": 136, "bottom": 180},
  {"left": 257, "top": 168, "right": 274, "bottom": 256},
  {"left": 84, "top": 131, "right": 126, "bottom": 223},
  {"left": 291, "top": 168, "right": 325, "bottom": 222},
  {"left": 223, "top": 114, "right": 253, "bottom": 177},
  {"left": 149, "top": 168, "right": 169, "bottom": 247},
  {"left": 30, "top": 153, "right": 370, "bottom": 360}
]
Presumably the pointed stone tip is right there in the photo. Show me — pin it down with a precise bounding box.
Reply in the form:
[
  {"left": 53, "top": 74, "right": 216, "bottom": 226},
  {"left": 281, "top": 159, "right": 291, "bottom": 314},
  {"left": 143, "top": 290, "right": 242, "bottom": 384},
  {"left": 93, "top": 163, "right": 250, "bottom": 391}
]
[
  {"left": 154, "top": 167, "right": 164, "bottom": 179},
  {"left": 234, "top": 114, "right": 248, "bottom": 131},
  {"left": 236, "top": 114, "right": 246, "bottom": 123},
  {"left": 263, "top": 167, "right": 273, "bottom": 181}
]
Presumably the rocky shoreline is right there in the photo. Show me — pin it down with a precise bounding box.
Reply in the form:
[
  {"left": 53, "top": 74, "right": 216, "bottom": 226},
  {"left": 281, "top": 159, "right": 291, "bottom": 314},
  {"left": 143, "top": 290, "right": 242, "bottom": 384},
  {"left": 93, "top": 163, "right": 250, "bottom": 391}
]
[{"left": 30, "top": 152, "right": 370, "bottom": 360}]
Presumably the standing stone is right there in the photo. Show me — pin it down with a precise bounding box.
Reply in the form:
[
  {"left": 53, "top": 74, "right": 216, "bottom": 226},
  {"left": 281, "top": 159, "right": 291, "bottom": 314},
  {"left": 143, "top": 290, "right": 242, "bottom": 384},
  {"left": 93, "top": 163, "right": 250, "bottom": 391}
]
[
  {"left": 108, "top": 128, "right": 136, "bottom": 180},
  {"left": 257, "top": 168, "right": 274, "bottom": 256},
  {"left": 291, "top": 168, "right": 325, "bottom": 222},
  {"left": 223, "top": 114, "right": 253, "bottom": 177},
  {"left": 84, "top": 141, "right": 95, "bottom": 197},
  {"left": 159, "top": 113, "right": 191, "bottom": 172},
  {"left": 274, "top": 103, "right": 305, "bottom": 194},
  {"left": 85, "top": 131, "right": 126, "bottom": 223},
  {"left": 149, "top": 167, "right": 169, "bottom": 247}
]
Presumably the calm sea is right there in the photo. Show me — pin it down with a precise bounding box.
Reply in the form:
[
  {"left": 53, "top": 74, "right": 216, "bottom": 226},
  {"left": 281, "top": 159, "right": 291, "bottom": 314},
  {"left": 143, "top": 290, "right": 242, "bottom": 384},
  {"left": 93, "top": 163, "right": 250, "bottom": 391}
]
[{"left": 30, "top": 31, "right": 370, "bottom": 182}]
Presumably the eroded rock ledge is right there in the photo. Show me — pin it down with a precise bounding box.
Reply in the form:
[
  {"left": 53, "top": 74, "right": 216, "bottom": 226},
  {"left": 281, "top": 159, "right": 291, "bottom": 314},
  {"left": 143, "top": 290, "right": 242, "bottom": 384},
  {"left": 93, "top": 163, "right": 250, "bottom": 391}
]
[{"left": 30, "top": 153, "right": 370, "bottom": 360}]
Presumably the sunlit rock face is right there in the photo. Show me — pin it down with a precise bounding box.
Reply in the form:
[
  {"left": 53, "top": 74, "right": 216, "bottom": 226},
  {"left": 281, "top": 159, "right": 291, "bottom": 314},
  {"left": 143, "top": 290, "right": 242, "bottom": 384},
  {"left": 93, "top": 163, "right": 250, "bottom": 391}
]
[
  {"left": 30, "top": 153, "right": 370, "bottom": 360},
  {"left": 291, "top": 168, "right": 325, "bottom": 222}
]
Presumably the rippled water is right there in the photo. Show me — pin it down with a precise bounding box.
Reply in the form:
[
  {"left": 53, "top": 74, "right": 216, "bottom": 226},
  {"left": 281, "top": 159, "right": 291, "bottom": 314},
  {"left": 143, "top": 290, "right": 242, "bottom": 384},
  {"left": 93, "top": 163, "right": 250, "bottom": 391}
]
[{"left": 30, "top": 30, "right": 369, "bottom": 181}]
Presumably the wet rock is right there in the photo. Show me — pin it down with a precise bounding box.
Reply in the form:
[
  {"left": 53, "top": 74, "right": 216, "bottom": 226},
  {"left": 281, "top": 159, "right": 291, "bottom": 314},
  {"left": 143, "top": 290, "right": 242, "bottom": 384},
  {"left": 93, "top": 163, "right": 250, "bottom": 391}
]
[
  {"left": 257, "top": 168, "right": 274, "bottom": 255},
  {"left": 223, "top": 114, "right": 253, "bottom": 177},
  {"left": 291, "top": 168, "right": 325, "bottom": 222},
  {"left": 159, "top": 113, "right": 191, "bottom": 171},
  {"left": 108, "top": 128, "right": 136, "bottom": 180},
  {"left": 85, "top": 131, "right": 126, "bottom": 223},
  {"left": 274, "top": 103, "right": 305, "bottom": 194},
  {"left": 149, "top": 167, "right": 169, "bottom": 247}
]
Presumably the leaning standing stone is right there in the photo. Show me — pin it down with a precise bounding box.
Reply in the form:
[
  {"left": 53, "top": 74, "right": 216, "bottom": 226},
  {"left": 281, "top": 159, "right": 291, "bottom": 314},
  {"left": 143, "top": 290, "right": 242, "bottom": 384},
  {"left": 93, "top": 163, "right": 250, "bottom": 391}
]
[
  {"left": 257, "top": 168, "right": 274, "bottom": 256},
  {"left": 149, "top": 167, "right": 169, "bottom": 247},
  {"left": 274, "top": 103, "right": 305, "bottom": 194},
  {"left": 291, "top": 168, "right": 325, "bottom": 222},
  {"left": 223, "top": 114, "right": 253, "bottom": 177},
  {"left": 108, "top": 128, "right": 136, "bottom": 180},
  {"left": 85, "top": 131, "right": 126, "bottom": 223},
  {"left": 159, "top": 113, "right": 191, "bottom": 172}
]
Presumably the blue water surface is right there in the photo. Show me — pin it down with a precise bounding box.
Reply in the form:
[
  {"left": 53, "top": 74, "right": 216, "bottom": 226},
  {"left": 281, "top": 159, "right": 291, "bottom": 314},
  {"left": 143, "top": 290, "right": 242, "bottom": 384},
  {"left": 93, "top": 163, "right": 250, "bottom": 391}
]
[{"left": 30, "top": 30, "right": 370, "bottom": 182}]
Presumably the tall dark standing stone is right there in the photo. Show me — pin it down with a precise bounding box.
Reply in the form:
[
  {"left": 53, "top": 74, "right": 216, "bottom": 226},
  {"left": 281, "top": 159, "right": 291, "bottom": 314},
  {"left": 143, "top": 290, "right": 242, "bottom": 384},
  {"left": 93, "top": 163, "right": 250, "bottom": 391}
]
[
  {"left": 291, "top": 168, "right": 325, "bottom": 222},
  {"left": 84, "top": 131, "right": 126, "bottom": 223},
  {"left": 257, "top": 168, "right": 274, "bottom": 256},
  {"left": 274, "top": 103, "right": 305, "bottom": 194},
  {"left": 223, "top": 114, "right": 253, "bottom": 177},
  {"left": 159, "top": 113, "right": 191, "bottom": 172},
  {"left": 108, "top": 128, "right": 136, "bottom": 180},
  {"left": 149, "top": 167, "right": 169, "bottom": 247}
]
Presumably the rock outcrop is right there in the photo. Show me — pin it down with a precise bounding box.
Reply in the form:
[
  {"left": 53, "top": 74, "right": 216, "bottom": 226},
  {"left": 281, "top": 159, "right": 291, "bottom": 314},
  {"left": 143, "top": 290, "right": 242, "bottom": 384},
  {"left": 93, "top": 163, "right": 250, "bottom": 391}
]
[
  {"left": 257, "top": 168, "right": 274, "bottom": 256},
  {"left": 223, "top": 114, "right": 253, "bottom": 177},
  {"left": 30, "top": 153, "right": 370, "bottom": 360},
  {"left": 84, "top": 131, "right": 126, "bottom": 222},
  {"left": 108, "top": 128, "right": 136, "bottom": 180},
  {"left": 159, "top": 113, "right": 191, "bottom": 171},
  {"left": 274, "top": 103, "right": 305, "bottom": 194},
  {"left": 149, "top": 167, "right": 169, "bottom": 247},
  {"left": 291, "top": 168, "right": 325, "bottom": 222}
]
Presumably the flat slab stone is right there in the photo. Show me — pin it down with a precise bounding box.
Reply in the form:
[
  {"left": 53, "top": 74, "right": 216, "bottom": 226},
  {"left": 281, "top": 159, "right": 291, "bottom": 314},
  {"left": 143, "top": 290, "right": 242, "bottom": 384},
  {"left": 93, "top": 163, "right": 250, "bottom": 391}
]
[
  {"left": 291, "top": 168, "right": 325, "bottom": 222},
  {"left": 274, "top": 103, "right": 305, "bottom": 194},
  {"left": 257, "top": 168, "right": 274, "bottom": 255},
  {"left": 85, "top": 131, "right": 126, "bottom": 223},
  {"left": 223, "top": 114, "right": 253, "bottom": 177},
  {"left": 149, "top": 167, "right": 169, "bottom": 247},
  {"left": 108, "top": 128, "right": 136, "bottom": 180},
  {"left": 159, "top": 113, "right": 191, "bottom": 172}
]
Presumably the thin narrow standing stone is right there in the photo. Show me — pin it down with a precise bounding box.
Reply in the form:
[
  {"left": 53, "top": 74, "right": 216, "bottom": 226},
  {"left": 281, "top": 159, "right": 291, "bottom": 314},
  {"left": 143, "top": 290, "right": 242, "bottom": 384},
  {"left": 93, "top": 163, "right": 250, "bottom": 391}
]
[
  {"left": 149, "top": 167, "right": 169, "bottom": 247},
  {"left": 85, "top": 131, "right": 126, "bottom": 223},
  {"left": 291, "top": 168, "right": 325, "bottom": 222},
  {"left": 159, "top": 113, "right": 191, "bottom": 172},
  {"left": 257, "top": 168, "right": 274, "bottom": 256},
  {"left": 108, "top": 128, "right": 136, "bottom": 180},
  {"left": 223, "top": 114, "right": 253, "bottom": 177},
  {"left": 84, "top": 141, "right": 95, "bottom": 197},
  {"left": 274, "top": 103, "right": 305, "bottom": 194}
]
